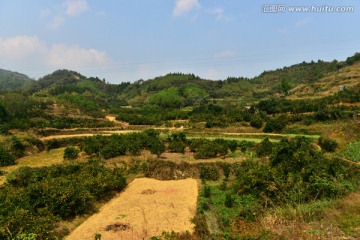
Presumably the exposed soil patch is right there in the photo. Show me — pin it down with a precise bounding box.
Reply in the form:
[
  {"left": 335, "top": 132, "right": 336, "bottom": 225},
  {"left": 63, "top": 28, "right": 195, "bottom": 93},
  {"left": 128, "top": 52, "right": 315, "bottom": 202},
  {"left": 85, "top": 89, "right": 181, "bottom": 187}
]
[
  {"left": 141, "top": 189, "right": 156, "bottom": 195},
  {"left": 65, "top": 178, "right": 198, "bottom": 240},
  {"left": 105, "top": 223, "right": 131, "bottom": 232}
]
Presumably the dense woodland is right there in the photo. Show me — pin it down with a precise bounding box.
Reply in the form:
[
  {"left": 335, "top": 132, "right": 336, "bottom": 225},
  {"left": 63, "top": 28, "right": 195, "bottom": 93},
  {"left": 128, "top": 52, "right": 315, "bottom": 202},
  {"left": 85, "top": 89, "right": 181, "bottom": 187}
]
[{"left": 0, "top": 53, "right": 359, "bottom": 239}]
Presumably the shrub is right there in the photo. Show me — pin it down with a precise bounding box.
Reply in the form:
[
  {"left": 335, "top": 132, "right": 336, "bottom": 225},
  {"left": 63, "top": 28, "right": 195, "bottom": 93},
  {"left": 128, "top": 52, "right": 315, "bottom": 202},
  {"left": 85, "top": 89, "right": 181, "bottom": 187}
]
[
  {"left": 223, "top": 164, "right": 231, "bottom": 180},
  {"left": 318, "top": 137, "right": 338, "bottom": 152},
  {"left": 250, "top": 116, "right": 263, "bottom": 129},
  {"left": 256, "top": 137, "right": 273, "bottom": 157},
  {"left": 149, "top": 140, "right": 165, "bottom": 157},
  {"left": 228, "top": 140, "right": 238, "bottom": 153},
  {"left": 10, "top": 136, "right": 25, "bottom": 158},
  {"left": 63, "top": 147, "right": 79, "bottom": 160},
  {"left": 264, "top": 116, "right": 287, "bottom": 133},
  {"left": 203, "top": 185, "right": 211, "bottom": 198},
  {"left": 225, "top": 193, "right": 234, "bottom": 208},
  {"left": 0, "top": 146, "right": 16, "bottom": 167},
  {"left": 199, "top": 166, "right": 220, "bottom": 181},
  {"left": 194, "top": 139, "right": 229, "bottom": 159}
]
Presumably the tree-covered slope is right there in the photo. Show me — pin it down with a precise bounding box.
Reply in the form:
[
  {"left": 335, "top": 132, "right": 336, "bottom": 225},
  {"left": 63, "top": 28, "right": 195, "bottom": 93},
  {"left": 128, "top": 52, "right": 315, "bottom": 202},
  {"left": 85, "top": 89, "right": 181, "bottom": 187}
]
[{"left": 0, "top": 69, "right": 34, "bottom": 91}]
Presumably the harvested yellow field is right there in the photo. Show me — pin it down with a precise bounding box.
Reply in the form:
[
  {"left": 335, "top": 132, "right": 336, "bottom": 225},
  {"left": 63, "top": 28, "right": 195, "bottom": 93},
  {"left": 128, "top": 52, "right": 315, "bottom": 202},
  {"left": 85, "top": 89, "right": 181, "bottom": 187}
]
[{"left": 66, "top": 178, "right": 198, "bottom": 240}]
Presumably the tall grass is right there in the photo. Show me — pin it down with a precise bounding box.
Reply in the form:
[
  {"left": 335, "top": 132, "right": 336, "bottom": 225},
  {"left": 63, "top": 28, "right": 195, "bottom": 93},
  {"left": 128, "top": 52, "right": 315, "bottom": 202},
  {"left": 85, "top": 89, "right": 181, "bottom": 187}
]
[{"left": 341, "top": 141, "right": 360, "bottom": 162}]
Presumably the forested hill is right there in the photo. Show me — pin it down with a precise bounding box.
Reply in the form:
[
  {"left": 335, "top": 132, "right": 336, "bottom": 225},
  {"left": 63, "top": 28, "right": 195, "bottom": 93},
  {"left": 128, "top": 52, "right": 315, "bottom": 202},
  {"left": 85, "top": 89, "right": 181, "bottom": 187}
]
[
  {"left": 119, "top": 52, "right": 360, "bottom": 106},
  {"left": 0, "top": 52, "right": 359, "bottom": 118},
  {"left": 0, "top": 69, "right": 34, "bottom": 91}
]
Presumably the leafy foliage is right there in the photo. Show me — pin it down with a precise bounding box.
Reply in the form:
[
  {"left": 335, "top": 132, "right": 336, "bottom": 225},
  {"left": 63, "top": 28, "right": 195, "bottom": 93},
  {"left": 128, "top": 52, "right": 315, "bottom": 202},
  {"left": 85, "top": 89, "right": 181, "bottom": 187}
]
[
  {"left": 264, "top": 116, "right": 287, "bottom": 133},
  {"left": 149, "top": 87, "right": 182, "bottom": 108},
  {"left": 0, "top": 146, "right": 16, "bottom": 167},
  {"left": 63, "top": 147, "right": 79, "bottom": 160},
  {"left": 200, "top": 166, "right": 220, "bottom": 181},
  {"left": 318, "top": 137, "right": 339, "bottom": 152},
  {"left": 256, "top": 137, "right": 273, "bottom": 157},
  {"left": 81, "top": 131, "right": 164, "bottom": 159},
  {"left": 233, "top": 137, "right": 359, "bottom": 206},
  {"left": 0, "top": 161, "right": 126, "bottom": 239}
]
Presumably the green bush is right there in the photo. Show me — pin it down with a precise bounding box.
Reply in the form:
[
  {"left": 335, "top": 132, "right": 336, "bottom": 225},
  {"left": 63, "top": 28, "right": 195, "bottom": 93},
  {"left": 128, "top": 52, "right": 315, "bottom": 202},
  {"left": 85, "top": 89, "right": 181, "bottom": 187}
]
[
  {"left": 224, "top": 193, "right": 234, "bottom": 208},
  {"left": 250, "top": 116, "right": 263, "bottom": 129},
  {"left": 228, "top": 140, "right": 238, "bottom": 153},
  {"left": 63, "top": 147, "right": 79, "bottom": 160},
  {"left": 10, "top": 136, "right": 25, "bottom": 158},
  {"left": 199, "top": 166, "right": 220, "bottom": 181},
  {"left": 256, "top": 137, "right": 273, "bottom": 157},
  {"left": 222, "top": 164, "right": 231, "bottom": 180},
  {"left": 264, "top": 116, "right": 287, "bottom": 133},
  {"left": 203, "top": 185, "right": 211, "bottom": 198},
  {"left": 318, "top": 137, "right": 338, "bottom": 152},
  {"left": 0, "top": 146, "right": 16, "bottom": 167},
  {"left": 193, "top": 139, "right": 228, "bottom": 159}
]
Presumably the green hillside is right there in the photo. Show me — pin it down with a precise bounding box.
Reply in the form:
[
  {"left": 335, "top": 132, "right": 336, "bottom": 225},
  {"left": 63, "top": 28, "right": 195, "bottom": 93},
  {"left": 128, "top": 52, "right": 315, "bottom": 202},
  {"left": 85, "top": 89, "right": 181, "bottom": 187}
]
[
  {"left": 0, "top": 69, "right": 34, "bottom": 91},
  {"left": 119, "top": 52, "right": 360, "bottom": 106},
  {"left": 0, "top": 53, "right": 359, "bottom": 132}
]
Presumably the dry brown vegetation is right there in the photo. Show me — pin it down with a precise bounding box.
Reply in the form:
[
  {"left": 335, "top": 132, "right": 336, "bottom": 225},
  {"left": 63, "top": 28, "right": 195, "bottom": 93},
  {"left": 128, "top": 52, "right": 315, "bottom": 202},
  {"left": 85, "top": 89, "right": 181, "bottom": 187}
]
[
  {"left": 259, "top": 191, "right": 360, "bottom": 239},
  {"left": 289, "top": 62, "right": 360, "bottom": 99},
  {"left": 66, "top": 178, "right": 198, "bottom": 240}
]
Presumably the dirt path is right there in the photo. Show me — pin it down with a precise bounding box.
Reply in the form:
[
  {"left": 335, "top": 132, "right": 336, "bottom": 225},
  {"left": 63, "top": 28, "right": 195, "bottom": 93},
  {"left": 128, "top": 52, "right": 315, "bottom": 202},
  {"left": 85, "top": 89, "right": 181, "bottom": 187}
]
[{"left": 66, "top": 178, "right": 198, "bottom": 240}]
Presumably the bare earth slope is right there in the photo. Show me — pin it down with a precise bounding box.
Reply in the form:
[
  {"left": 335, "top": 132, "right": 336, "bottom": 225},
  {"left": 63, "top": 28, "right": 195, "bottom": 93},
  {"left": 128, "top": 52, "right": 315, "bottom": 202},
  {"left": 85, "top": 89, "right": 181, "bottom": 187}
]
[{"left": 66, "top": 178, "right": 198, "bottom": 240}]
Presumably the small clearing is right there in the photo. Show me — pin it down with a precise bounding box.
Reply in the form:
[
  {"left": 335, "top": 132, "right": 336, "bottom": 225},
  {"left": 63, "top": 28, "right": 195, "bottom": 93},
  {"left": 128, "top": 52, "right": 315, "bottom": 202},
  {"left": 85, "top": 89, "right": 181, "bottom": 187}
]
[
  {"left": 66, "top": 178, "right": 198, "bottom": 240},
  {"left": 0, "top": 148, "right": 65, "bottom": 173}
]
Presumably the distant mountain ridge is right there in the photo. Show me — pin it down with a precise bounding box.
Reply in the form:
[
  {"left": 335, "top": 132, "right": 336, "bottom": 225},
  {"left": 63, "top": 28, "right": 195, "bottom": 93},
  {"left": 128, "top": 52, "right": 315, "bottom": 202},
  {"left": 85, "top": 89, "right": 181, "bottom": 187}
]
[
  {"left": 0, "top": 69, "right": 34, "bottom": 91},
  {"left": 1, "top": 52, "right": 359, "bottom": 106}
]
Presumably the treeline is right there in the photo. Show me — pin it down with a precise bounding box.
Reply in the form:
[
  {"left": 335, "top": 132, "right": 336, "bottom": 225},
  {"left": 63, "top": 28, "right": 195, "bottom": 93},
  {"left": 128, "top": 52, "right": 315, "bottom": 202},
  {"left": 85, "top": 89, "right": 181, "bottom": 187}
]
[
  {"left": 79, "top": 131, "right": 240, "bottom": 160},
  {"left": 115, "top": 105, "right": 188, "bottom": 125},
  {"left": 80, "top": 130, "right": 165, "bottom": 158},
  {"left": 0, "top": 161, "right": 126, "bottom": 239},
  {"left": 40, "top": 131, "right": 247, "bottom": 161}
]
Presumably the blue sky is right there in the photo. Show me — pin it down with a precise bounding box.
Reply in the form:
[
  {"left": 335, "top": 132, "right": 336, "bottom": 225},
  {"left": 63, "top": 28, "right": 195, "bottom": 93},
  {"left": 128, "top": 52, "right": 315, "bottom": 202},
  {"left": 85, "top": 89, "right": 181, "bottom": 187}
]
[{"left": 0, "top": 0, "right": 359, "bottom": 83}]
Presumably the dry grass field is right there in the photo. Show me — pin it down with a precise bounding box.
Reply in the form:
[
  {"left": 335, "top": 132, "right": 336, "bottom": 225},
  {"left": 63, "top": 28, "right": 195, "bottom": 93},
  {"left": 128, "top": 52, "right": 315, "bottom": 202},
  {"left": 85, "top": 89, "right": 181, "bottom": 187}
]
[
  {"left": 0, "top": 148, "right": 66, "bottom": 186},
  {"left": 66, "top": 178, "right": 198, "bottom": 240},
  {"left": 0, "top": 148, "right": 65, "bottom": 173}
]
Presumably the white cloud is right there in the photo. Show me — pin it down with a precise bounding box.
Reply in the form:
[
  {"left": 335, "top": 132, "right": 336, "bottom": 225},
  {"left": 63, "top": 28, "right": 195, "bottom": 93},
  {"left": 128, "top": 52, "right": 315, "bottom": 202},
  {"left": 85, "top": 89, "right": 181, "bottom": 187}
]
[
  {"left": 0, "top": 35, "right": 112, "bottom": 71},
  {"left": 296, "top": 17, "right": 312, "bottom": 27},
  {"left": 63, "top": 0, "right": 89, "bottom": 16},
  {"left": 48, "top": 44, "right": 109, "bottom": 68},
  {"left": 173, "top": 0, "right": 201, "bottom": 16},
  {"left": 0, "top": 36, "right": 46, "bottom": 59},
  {"left": 214, "top": 49, "right": 236, "bottom": 58},
  {"left": 208, "top": 8, "right": 231, "bottom": 21},
  {"left": 40, "top": 0, "right": 89, "bottom": 30}
]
